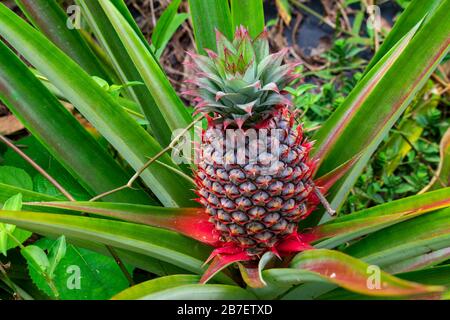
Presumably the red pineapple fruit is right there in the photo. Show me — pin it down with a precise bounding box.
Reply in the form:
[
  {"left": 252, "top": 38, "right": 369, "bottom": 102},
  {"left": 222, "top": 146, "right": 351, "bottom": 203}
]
[{"left": 184, "top": 27, "right": 329, "bottom": 284}]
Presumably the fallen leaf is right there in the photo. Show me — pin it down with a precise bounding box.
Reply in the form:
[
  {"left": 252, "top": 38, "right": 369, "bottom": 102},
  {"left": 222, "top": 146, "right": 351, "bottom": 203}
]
[{"left": 0, "top": 115, "right": 24, "bottom": 135}]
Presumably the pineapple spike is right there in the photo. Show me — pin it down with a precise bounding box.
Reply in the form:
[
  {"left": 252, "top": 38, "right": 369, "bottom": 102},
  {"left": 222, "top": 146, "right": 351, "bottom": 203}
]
[
  {"left": 215, "top": 91, "right": 226, "bottom": 101},
  {"left": 204, "top": 48, "right": 218, "bottom": 59},
  {"left": 262, "top": 82, "right": 280, "bottom": 93}
]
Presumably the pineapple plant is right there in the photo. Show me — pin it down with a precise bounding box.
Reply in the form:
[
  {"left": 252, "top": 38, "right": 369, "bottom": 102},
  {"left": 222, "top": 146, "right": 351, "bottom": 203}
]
[
  {"left": 0, "top": 0, "right": 448, "bottom": 300},
  {"left": 187, "top": 27, "right": 324, "bottom": 276}
]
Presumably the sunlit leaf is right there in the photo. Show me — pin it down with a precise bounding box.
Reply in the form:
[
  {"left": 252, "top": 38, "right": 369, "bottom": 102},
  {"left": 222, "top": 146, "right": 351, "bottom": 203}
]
[
  {"left": 113, "top": 275, "right": 255, "bottom": 300},
  {"left": 188, "top": 0, "right": 233, "bottom": 53},
  {"left": 230, "top": 0, "right": 264, "bottom": 37}
]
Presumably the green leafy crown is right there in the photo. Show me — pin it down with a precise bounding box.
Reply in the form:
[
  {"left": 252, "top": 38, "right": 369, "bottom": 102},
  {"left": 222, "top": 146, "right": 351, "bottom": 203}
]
[{"left": 183, "top": 26, "right": 300, "bottom": 128}]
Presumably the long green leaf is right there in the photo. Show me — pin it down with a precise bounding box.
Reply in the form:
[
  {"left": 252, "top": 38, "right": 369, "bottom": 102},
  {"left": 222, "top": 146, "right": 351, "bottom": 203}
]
[
  {"left": 114, "top": 275, "right": 254, "bottom": 300},
  {"left": 109, "top": 0, "right": 155, "bottom": 55},
  {"left": 306, "top": 188, "right": 450, "bottom": 248},
  {"left": 76, "top": 0, "right": 172, "bottom": 146},
  {"left": 0, "top": 210, "right": 214, "bottom": 278},
  {"left": 230, "top": 0, "right": 264, "bottom": 38},
  {"left": 0, "top": 4, "right": 195, "bottom": 207},
  {"left": 0, "top": 183, "right": 59, "bottom": 203},
  {"left": 152, "top": 0, "right": 186, "bottom": 56},
  {"left": 0, "top": 41, "right": 151, "bottom": 204},
  {"left": 366, "top": 0, "right": 442, "bottom": 70},
  {"left": 15, "top": 0, "right": 111, "bottom": 81},
  {"left": 383, "top": 247, "right": 450, "bottom": 274},
  {"left": 98, "top": 0, "right": 192, "bottom": 133},
  {"left": 26, "top": 202, "right": 218, "bottom": 246},
  {"left": 280, "top": 208, "right": 450, "bottom": 300},
  {"left": 343, "top": 208, "right": 450, "bottom": 270},
  {"left": 113, "top": 275, "right": 200, "bottom": 299},
  {"left": 309, "top": 2, "right": 450, "bottom": 223},
  {"left": 188, "top": 0, "right": 233, "bottom": 53}
]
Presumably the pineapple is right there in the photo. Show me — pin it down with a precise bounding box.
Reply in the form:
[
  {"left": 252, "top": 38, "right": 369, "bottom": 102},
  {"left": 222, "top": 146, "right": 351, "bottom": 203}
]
[{"left": 185, "top": 27, "right": 317, "bottom": 275}]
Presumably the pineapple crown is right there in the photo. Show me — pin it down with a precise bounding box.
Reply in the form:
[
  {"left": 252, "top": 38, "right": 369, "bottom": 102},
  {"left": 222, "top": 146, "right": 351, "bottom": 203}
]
[{"left": 183, "top": 26, "right": 300, "bottom": 128}]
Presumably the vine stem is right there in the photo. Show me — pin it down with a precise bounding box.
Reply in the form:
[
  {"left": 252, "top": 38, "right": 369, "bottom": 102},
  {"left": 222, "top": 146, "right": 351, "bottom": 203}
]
[
  {"left": 0, "top": 263, "right": 22, "bottom": 300},
  {"left": 0, "top": 135, "right": 134, "bottom": 286},
  {"left": 90, "top": 115, "right": 204, "bottom": 202},
  {"left": 0, "top": 135, "right": 75, "bottom": 201}
]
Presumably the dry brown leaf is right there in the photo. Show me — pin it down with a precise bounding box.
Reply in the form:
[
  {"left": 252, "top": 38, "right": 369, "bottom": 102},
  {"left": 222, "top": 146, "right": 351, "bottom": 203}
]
[
  {"left": 0, "top": 115, "right": 24, "bottom": 135},
  {"left": 276, "top": 0, "right": 292, "bottom": 26}
]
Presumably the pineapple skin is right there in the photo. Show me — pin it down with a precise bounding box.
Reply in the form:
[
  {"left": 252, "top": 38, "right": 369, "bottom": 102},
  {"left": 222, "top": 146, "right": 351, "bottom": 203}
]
[{"left": 195, "top": 108, "right": 315, "bottom": 258}]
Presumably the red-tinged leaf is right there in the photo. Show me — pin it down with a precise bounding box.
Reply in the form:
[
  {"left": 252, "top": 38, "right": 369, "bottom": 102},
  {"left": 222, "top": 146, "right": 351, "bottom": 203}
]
[
  {"left": 420, "top": 127, "right": 450, "bottom": 193},
  {"left": 313, "top": 25, "right": 420, "bottom": 166},
  {"left": 291, "top": 249, "right": 444, "bottom": 297},
  {"left": 200, "top": 252, "right": 252, "bottom": 284},
  {"left": 276, "top": 232, "right": 314, "bottom": 255},
  {"left": 308, "top": 2, "right": 450, "bottom": 225},
  {"left": 27, "top": 202, "right": 219, "bottom": 246},
  {"left": 238, "top": 252, "right": 276, "bottom": 288},
  {"left": 0, "top": 210, "right": 218, "bottom": 279},
  {"left": 238, "top": 266, "right": 264, "bottom": 288},
  {"left": 316, "top": 265, "right": 450, "bottom": 300},
  {"left": 305, "top": 188, "right": 450, "bottom": 248},
  {"left": 203, "top": 244, "right": 243, "bottom": 266},
  {"left": 314, "top": 152, "right": 363, "bottom": 192}
]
